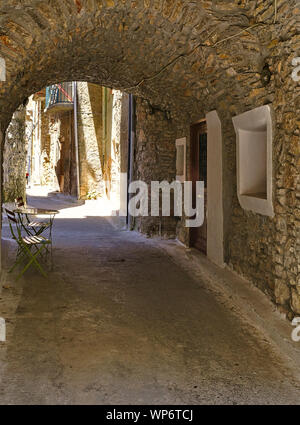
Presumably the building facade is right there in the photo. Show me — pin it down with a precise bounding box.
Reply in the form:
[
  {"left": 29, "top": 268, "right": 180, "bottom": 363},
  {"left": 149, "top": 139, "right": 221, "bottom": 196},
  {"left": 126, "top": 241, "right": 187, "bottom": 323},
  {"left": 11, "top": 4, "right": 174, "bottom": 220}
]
[
  {"left": 0, "top": 0, "right": 299, "bottom": 320},
  {"left": 3, "top": 82, "right": 124, "bottom": 202}
]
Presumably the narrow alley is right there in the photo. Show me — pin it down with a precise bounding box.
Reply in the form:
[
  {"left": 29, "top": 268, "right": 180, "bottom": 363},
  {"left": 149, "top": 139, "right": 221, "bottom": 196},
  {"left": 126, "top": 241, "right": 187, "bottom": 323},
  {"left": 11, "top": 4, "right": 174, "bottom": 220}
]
[
  {"left": 0, "top": 192, "right": 300, "bottom": 405},
  {"left": 0, "top": 0, "right": 298, "bottom": 410}
]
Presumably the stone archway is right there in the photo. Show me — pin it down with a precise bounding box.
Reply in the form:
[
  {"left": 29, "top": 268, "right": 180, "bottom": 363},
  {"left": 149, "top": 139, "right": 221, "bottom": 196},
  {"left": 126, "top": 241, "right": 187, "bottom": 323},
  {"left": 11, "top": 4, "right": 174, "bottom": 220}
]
[
  {"left": 0, "top": 0, "right": 292, "bottom": 129},
  {"left": 0, "top": 0, "right": 299, "bottom": 318}
]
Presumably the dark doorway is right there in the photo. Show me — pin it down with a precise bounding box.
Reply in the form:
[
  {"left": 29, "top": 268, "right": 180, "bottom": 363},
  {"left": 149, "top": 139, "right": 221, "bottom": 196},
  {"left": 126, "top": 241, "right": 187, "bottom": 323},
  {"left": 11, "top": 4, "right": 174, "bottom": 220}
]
[{"left": 190, "top": 121, "right": 207, "bottom": 254}]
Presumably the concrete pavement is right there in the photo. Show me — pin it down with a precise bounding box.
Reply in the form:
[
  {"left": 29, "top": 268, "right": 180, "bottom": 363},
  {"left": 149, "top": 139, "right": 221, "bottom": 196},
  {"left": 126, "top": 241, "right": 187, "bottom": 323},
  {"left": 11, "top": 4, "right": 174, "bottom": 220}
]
[{"left": 0, "top": 192, "right": 300, "bottom": 404}]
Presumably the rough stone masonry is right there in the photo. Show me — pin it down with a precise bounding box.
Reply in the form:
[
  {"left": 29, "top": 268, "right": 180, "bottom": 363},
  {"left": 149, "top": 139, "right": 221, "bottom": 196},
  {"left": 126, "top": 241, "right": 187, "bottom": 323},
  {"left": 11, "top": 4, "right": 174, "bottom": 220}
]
[
  {"left": 0, "top": 0, "right": 299, "bottom": 318},
  {"left": 3, "top": 105, "right": 27, "bottom": 203}
]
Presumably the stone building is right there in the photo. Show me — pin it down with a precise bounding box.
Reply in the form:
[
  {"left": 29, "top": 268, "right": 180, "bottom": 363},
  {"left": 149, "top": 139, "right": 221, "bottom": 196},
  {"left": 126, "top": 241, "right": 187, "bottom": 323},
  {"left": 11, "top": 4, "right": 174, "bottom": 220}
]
[
  {"left": 3, "top": 82, "right": 124, "bottom": 202},
  {"left": 2, "top": 105, "right": 27, "bottom": 203},
  {"left": 0, "top": 0, "right": 299, "bottom": 320}
]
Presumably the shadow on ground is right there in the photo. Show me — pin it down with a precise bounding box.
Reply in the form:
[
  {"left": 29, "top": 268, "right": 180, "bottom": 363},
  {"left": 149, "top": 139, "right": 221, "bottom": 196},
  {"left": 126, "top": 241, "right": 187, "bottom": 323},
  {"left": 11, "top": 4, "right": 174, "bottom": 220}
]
[{"left": 0, "top": 194, "right": 300, "bottom": 404}]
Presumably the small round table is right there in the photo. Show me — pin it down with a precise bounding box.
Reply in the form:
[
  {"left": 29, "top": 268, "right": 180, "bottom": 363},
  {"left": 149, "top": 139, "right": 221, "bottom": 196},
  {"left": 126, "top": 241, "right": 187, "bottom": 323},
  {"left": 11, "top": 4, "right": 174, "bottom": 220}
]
[{"left": 13, "top": 207, "right": 59, "bottom": 267}]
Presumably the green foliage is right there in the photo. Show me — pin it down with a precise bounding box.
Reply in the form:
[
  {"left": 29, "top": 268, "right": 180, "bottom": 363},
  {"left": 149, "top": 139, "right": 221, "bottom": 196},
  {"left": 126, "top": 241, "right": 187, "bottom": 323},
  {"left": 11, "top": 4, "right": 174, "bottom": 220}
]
[{"left": 86, "top": 189, "right": 102, "bottom": 200}]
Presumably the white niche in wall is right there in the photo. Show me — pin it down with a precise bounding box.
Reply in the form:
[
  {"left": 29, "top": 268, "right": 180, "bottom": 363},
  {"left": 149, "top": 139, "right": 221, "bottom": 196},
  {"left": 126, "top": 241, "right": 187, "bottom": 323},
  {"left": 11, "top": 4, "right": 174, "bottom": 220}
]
[
  {"left": 232, "top": 104, "right": 274, "bottom": 217},
  {"left": 176, "top": 137, "right": 186, "bottom": 182}
]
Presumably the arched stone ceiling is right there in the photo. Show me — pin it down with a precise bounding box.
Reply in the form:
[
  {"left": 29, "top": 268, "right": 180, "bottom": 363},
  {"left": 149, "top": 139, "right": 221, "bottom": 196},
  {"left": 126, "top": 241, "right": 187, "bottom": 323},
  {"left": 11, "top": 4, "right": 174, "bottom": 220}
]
[{"left": 0, "top": 0, "right": 297, "bottom": 129}]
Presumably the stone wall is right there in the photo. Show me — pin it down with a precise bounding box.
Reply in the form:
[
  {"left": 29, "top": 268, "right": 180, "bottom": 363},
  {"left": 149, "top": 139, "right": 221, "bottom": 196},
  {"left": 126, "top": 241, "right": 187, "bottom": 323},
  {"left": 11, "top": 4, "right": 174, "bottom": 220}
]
[
  {"left": 221, "top": 3, "right": 300, "bottom": 319},
  {"left": 77, "top": 82, "right": 104, "bottom": 199},
  {"left": 3, "top": 105, "right": 27, "bottom": 203},
  {"left": 77, "top": 85, "right": 125, "bottom": 201},
  {"left": 6, "top": 83, "right": 124, "bottom": 202},
  {"left": 133, "top": 98, "right": 179, "bottom": 237},
  {"left": 47, "top": 113, "right": 62, "bottom": 191},
  {"left": 0, "top": 0, "right": 298, "bottom": 319},
  {"left": 48, "top": 111, "right": 75, "bottom": 195},
  {"left": 120, "top": 93, "right": 129, "bottom": 175},
  {"left": 110, "top": 90, "right": 122, "bottom": 199},
  {"left": 40, "top": 100, "right": 52, "bottom": 187},
  {"left": 128, "top": 0, "right": 300, "bottom": 319}
]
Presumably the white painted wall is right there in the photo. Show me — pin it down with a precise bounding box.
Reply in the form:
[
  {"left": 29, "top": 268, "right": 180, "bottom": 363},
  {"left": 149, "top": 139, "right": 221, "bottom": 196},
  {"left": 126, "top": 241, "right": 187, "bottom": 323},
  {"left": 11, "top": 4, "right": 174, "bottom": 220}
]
[{"left": 206, "top": 110, "right": 224, "bottom": 267}]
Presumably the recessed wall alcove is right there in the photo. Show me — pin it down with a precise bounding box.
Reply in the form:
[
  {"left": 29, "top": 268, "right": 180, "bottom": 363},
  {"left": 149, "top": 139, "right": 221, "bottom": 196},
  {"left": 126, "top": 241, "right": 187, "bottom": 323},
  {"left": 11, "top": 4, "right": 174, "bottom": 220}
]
[
  {"left": 176, "top": 137, "right": 186, "bottom": 182},
  {"left": 232, "top": 105, "right": 274, "bottom": 217}
]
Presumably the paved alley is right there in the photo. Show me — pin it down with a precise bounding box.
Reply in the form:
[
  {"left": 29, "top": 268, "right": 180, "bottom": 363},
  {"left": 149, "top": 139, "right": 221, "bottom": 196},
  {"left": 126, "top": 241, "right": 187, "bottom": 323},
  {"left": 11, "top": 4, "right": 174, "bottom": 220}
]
[{"left": 0, "top": 193, "right": 300, "bottom": 405}]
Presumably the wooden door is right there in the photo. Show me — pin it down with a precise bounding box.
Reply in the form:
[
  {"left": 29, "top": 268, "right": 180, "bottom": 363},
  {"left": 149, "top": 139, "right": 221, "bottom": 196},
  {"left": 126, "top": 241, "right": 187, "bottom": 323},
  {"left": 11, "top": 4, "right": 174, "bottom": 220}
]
[{"left": 190, "top": 122, "right": 207, "bottom": 254}]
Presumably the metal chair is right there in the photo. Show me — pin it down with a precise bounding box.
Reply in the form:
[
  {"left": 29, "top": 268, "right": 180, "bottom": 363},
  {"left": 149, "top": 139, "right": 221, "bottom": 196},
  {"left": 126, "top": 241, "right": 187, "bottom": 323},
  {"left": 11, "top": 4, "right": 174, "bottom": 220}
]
[
  {"left": 5, "top": 208, "right": 51, "bottom": 279},
  {"left": 14, "top": 196, "right": 52, "bottom": 244}
]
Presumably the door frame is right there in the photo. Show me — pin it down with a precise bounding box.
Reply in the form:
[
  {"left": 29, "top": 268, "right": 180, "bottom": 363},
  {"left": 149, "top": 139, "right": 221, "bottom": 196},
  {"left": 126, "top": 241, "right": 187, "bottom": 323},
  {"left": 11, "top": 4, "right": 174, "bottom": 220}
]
[
  {"left": 189, "top": 120, "right": 207, "bottom": 254},
  {"left": 189, "top": 111, "right": 224, "bottom": 267}
]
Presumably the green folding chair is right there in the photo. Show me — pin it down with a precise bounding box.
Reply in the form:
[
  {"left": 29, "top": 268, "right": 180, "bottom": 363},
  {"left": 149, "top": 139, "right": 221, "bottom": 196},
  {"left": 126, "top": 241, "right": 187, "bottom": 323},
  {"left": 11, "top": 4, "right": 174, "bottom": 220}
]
[
  {"left": 5, "top": 208, "right": 51, "bottom": 279},
  {"left": 14, "top": 197, "right": 51, "bottom": 238}
]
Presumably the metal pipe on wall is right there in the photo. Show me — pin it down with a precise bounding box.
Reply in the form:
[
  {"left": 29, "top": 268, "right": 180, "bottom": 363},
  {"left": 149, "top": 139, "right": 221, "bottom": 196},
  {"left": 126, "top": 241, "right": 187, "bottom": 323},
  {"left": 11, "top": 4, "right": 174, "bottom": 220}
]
[
  {"left": 126, "top": 95, "right": 132, "bottom": 225},
  {"left": 73, "top": 81, "right": 80, "bottom": 199},
  {"left": 127, "top": 94, "right": 135, "bottom": 229}
]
